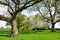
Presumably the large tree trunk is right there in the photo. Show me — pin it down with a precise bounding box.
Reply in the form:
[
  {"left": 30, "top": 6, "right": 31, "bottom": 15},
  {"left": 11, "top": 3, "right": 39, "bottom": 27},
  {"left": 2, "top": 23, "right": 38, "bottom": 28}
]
[
  {"left": 11, "top": 19, "right": 19, "bottom": 37},
  {"left": 51, "top": 22, "right": 55, "bottom": 32}
]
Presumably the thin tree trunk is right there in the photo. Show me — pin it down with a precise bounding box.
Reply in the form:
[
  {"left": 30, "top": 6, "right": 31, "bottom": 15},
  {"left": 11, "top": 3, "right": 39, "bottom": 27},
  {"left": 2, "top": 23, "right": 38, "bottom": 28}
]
[
  {"left": 11, "top": 19, "right": 19, "bottom": 37},
  {"left": 17, "top": 24, "right": 20, "bottom": 32},
  {"left": 51, "top": 22, "right": 55, "bottom": 32}
]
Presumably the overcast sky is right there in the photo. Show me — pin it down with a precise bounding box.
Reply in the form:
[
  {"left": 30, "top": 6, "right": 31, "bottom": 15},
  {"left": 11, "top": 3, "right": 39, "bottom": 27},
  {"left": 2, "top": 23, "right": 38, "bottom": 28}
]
[{"left": 0, "top": 5, "right": 7, "bottom": 27}]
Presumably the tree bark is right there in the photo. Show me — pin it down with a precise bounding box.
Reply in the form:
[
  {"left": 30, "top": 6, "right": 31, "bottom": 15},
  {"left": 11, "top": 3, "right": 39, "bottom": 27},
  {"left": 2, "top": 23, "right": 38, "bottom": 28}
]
[
  {"left": 11, "top": 19, "right": 19, "bottom": 37},
  {"left": 51, "top": 22, "right": 55, "bottom": 32},
  {"left": 17, "top": 24, "right": 20, "bottom": 32}
]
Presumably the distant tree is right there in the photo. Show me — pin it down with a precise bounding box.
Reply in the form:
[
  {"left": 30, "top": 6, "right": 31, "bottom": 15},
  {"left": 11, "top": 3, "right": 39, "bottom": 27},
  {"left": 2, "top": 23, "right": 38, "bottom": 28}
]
[
  {"left": 21, "top": 17, "right": 32, "bottom": 30},
  {"left": 32, "top": 0, "right": 60, "bottom": 32},
  {"left": 38, "top": 0, "right": 60, "bottom": 32},
  {"left": 16, "top": 13, "right": 26, "bottom": 32}
]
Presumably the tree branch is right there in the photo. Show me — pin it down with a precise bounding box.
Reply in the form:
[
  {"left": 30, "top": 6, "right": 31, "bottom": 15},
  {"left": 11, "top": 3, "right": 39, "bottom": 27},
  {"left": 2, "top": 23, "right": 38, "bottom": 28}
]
[
  {"left": 0, "top": 1, "right": 14, "bottom": 12},
  {"left": 11, "top": 0, "right": 16, "bottom": 4},
  {"left": 8, "top": 8, "right": 13, "bottom": 16},
  {"left": 0, "top": 15, "right": 10, "bottom": 22},
  {"left": 25, "top": 0, "right": 42, "bottom": 8},
  {"left": 55, "top": 19, "right": 60, "bottom": 24},
  {"left": 17, "top": 0, "right": 42, "bottom": 13},
  {"left": 23, "top": 0, "right": 34, "bottom": 7},
  {"left": 53, "top": 0, "right": 57, "bottom": 19},
  {"left": 37, "top": 7, "right": 51, "bottom": 21},
  {"left": 11, "top": 0, "right": 20, "bottom": 5}
]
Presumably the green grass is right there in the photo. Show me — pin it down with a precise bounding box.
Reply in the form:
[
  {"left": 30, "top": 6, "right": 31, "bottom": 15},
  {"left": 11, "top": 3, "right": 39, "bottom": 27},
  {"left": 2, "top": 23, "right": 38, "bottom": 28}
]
[{"left": 0, "top": 30, "right": 60, "bottom": 40}]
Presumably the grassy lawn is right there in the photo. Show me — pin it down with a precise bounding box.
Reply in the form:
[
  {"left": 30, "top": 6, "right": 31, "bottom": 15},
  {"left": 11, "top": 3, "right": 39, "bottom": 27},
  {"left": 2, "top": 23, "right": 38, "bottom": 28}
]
[{"left": 0, "top": 30, "right": 60, "bottom": 40}]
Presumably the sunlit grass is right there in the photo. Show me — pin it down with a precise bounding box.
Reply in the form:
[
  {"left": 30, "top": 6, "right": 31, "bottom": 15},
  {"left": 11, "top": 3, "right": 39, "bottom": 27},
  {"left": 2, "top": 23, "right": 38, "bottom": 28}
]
[{"left": 0, "top": 30, "right": 60, "bottom": 40}]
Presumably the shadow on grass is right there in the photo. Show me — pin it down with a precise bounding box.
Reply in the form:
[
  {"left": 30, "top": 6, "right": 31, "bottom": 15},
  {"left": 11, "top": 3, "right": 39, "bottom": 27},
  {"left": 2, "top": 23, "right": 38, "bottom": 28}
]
[
  {"left": 0, "top": 30, "right": 60, "bottom": 37},
  {"left": 0, "top": 30, "right": 42, "bottom": 37},
  {"left": 0, "top": 30, "right": 43, "bottom": 37},
  {"left": 0, "top": 31, "right": 11, "bottom": 37},
  {"left": 19, "top": 30, "right": 44, "bottom": 34},
  {"left": 0, "top": 34, "right": 10, "bottom": 37}
]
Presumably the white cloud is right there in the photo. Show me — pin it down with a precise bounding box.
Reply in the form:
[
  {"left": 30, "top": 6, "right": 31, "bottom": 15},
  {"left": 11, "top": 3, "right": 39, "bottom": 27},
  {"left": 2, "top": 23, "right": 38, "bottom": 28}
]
[
  {"left": 0, "top": 20, "right": 6, "bottom": 27},
  {"left": 0, "top": 5, "right": 7, "bottom": 27},
  {"left": 0, "top": 5, "right": 7, "bottom": 15},
  {"left": 55, "top": 22, "right": 60, "bottom": 28}
]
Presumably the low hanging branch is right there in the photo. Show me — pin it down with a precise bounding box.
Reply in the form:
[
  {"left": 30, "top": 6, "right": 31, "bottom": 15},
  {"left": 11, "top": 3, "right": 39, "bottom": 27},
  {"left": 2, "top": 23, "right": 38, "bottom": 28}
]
[{"left": 0, "top": 15, "right": 10, "bottom": 22}]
